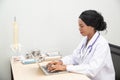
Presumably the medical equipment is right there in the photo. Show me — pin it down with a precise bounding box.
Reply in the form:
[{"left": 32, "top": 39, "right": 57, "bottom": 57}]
[{"left": 80, "top": 33, "right": 100, "bottom": 59}]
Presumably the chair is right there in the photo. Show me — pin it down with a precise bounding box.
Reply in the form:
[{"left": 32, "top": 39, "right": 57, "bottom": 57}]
[{"left": 109, "top": 43, "right": 120, "bottom": 80}]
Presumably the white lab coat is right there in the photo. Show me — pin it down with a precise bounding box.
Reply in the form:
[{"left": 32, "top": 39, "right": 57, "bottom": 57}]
[{"left": 61, "top": 31, "right": 115, "bottom": 80}]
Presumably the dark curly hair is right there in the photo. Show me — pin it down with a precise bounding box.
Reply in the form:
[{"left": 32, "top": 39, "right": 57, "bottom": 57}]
[{"left": 79, "top": 10, "right": 107, "bottom": 31}]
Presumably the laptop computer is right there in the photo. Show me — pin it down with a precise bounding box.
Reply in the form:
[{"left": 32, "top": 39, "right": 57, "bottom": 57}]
[
  {"left": 30, "top": 52, "right": 67, "bottom": 75},
  {"left": 37, "top": 62, "right": 68, "bottom": 75}
]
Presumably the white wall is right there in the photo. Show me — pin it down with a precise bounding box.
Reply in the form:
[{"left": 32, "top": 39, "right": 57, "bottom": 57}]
[{"left": 0, "top": 0, "right": 120, "bottom": 80}]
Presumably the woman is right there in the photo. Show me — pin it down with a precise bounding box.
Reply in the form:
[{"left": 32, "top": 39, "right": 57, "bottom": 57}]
[{"left": 47, "top": 10, "right": 115, "bottom": 80}]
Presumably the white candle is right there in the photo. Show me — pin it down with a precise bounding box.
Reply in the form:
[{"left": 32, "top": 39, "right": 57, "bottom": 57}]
[{"left": 13, "top": 17, "right": 18, "bottom": 50}]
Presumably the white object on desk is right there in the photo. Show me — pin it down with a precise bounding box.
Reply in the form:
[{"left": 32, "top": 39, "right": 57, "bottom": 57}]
[
  {"left": 46, "top": 51, "right": 61, "bottom": 57},
  {"left": 44, "top": 56, "right": 61, "bottom": 61},
  {"left": 12, "top": 56, "right": 25, "bottom": 62}
]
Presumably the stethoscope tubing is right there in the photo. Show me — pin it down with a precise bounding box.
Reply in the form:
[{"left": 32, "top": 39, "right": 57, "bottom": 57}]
[{"left": 80, "top": 33, "right": 100, "bottom": 60}]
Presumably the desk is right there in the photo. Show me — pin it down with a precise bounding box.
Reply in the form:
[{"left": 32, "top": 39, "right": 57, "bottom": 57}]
[{"left": 11, "top": 59, "right": 90, "bottom": 80}]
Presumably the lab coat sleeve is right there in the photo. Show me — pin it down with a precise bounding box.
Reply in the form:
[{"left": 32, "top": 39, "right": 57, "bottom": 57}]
[
  {"left": 66, "top": 43, "right": 109, "bottom": 78},
  {"left": 61, "top": 55, "right": 74, "bottom": 65}
]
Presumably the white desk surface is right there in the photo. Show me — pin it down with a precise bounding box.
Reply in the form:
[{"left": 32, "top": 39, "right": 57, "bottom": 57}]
[{"left": 11, "top": 59, "right": 90, "bottom": 80}]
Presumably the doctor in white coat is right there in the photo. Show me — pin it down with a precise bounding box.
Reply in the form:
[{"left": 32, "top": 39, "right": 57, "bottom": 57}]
[{"left": 47, "top": 10, "right": 115, "bottom": 80}]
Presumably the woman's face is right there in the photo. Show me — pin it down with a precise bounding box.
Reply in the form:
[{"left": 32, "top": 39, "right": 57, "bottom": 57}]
[{"left": 78, "top": 19, "right": 94, "bottom": 36}]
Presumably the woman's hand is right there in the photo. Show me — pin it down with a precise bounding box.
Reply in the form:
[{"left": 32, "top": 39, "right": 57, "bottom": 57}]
[
  {"left": 47, "top": 60, "right": 63, "bottom": 68},
  {"left": 47, "top": 60, "right": 65, "bottom": 72},
  {"left": 48, "top": 64, "right": 66, "bottom": 72}
]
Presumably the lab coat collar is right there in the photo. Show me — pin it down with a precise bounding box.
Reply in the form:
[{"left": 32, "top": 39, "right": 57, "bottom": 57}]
[{"left": 86, "top": 31, "right": 100, "bottom": 49}]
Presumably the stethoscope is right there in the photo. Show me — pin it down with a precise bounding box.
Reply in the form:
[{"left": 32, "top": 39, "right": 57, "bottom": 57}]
[{"left": 79, "top": 32, "right": 100, "bottom": 60}]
